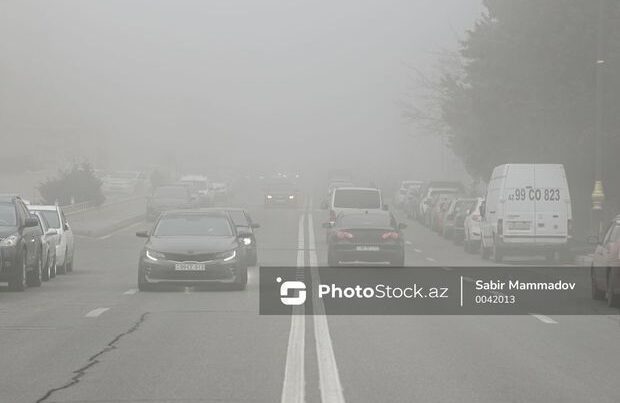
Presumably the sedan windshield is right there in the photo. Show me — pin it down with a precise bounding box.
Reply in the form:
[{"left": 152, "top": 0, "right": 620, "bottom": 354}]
[
  {"left": 0, "top": 203, "right": 17, "bottom": 226},
  {"left": 154, "top": 215, "right": 232, "bottom": 237}
]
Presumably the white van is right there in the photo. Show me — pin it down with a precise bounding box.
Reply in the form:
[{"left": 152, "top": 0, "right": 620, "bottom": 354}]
[
  {"left": 326, "top": 187, "right": 385, "bottom": 222},
  {"left": 480, "top": 164, "right": 572, "bottom": 262}
]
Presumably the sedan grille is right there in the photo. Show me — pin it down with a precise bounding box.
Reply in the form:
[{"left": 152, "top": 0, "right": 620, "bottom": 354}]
[{"left": 163, "top": 252, "right": 220, "bottom": 262}]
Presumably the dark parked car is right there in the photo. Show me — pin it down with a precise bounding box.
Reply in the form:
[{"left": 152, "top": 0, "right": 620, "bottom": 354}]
[
  {"left": 323, "top": 211, "right": 406, "bottom": 267},
  {"left": 147, "top": 184, "right": 196, "bottom": 221},
  {"left": 136, "top": 210, "right": 250, "bottom": 290},
  {"left": 591, "top": 215, "right": 620, "bottom": 307},
  {"left": 0, "top": 195, "right": 43, "bottom": 290}
]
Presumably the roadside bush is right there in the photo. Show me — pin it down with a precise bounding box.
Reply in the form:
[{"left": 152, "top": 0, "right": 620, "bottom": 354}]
[{"left": 38, "top": 162, "right": 105, "bottom": 206}]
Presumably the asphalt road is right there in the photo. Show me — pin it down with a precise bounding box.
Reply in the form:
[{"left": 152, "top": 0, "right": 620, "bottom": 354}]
[{"left": 1, "top": 189, "right": 620, "bottom": 403}]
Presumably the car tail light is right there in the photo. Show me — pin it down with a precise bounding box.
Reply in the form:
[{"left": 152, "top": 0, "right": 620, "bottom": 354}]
[
  {"left": 472, "top": 214, "right": 481, "bottom": 222},
  {"left": 336, "top": 231, "right": 353, "bottom": 240},
  {"left": 381, "top": 231, "right": 399, "bottom": 240},
  {"left": 497, "top": 219, "right": 503, "bottom": 236}
]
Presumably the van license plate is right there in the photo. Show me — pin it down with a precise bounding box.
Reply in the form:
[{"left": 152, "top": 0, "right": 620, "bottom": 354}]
[
  {"left": 509, "top": 222, "right": 530, "bottom": 230},
  {"left": 356, "top": 246, "right": 380, "bottom": 252}
]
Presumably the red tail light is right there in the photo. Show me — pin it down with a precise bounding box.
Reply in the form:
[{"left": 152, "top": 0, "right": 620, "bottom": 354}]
[
  {"left": 497, "top": 219, "right": 503, "bottom": 236},
  {"left": 336, "top": 231, "right": 354, "bottom": 240},
  {"left": 381, "top": 231, "right": 399, "bottom": 240},
  {"left": 472, "top": 214, "right": 481, "bottom": 222}
]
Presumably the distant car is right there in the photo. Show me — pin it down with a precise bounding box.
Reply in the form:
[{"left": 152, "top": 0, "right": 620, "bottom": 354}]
[
  {"left": 147, "top": 184, "right": 196, "bottom": 221},
  {"left": 404, "top": 185, "right": 422, "bottom": 220},
  {"left": 209, "top": 182, "right": 230, "bottom": 202},
  {"left": 442, "top": 198, "right": 478, "bottom": 240},
  {"left": 0, "top": 195, "right": 43, "bottom": 290},
  {"left": 462, "top": 198, "right": 485, "bottom": 252},
  {"left": 32, "top": 211, "right": 59, "bottom": 281},
  {"left": 324, "top": 211, "right": 406, "bottom": 266},
  {"left": 324, "top": 187, "right": 385, "bottom": 223},
  {"left": 419, "top": 188, "right": 460, "bottom": 226},
  {"left": 429, "top": 193, "right": 458, "bottom": 232},
  {"left": 417, "top": 181, "right": 465, "bottom": 223},
  {"left": 136, "top": 210, "right": 250, "bottom": 291},
  {"left": 219, "top": 208, "right": 260, "bottom": 266},
  {"left": 102, "top": 171, "right": 146, "bottom": 194},
  {"left": 394, "top": 180, "right": 423, "bottom": 209},
  {"left": 27, "top": 204, "right": 75, "bottom": 274},
  {"left": 590, "top": 216, "right": 620, "bottom": 307},
  {"left": 264, "top": 180, "right": 299, "bottom": 208},
  {"left": 179, "top": 175, "right": 211, "bottom": 207}
]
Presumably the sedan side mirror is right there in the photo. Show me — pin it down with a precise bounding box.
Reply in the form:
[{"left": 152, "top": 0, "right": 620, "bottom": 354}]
[
  {"left": 136, "top": 230, "right": 150, "bottom": 238},
  {"left": 398, "top": 223, "right": 407, "bottom": 230},
  {"left": 24, "top": 216, "right": 39, "bottom": 228},
  {"left": 64, "top": 223, "right": 70, "bottom": 231}
]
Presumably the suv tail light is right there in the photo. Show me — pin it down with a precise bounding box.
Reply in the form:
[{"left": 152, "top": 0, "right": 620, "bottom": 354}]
[
  {"left": 381, "top": 231, "right": 399, "bottom": 240},
  {"left": 336, "top": 231, "right": 353, "bottom": 240},
  {"left": 497, "top": 219, "right": 503, "bottom": 236}
]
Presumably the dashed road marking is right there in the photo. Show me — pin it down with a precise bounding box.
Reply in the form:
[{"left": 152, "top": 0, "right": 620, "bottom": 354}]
[
  {"left": 405, "top": 241, "right": 413, "bottom": 245},
  {"left": 413, "top": 248, "right": 422, "bottom": 253},
  {"left": 530, "top": 314, "right": 558, "bottom": 324},
  {"left": 85, "top": 308, "right": 109, "bottom": 318},
  {"left": 123, "top": 289, "right": 138, "bottom": 295}
]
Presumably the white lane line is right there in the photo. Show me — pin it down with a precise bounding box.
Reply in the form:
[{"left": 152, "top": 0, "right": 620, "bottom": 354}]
[
  {"left": 281, "top": 213, "right": 306, "bottom": 403},
  {"left": 85, "top": 307, "right": 109, "bottom": 318},
  {"left": 308, "top": 213, "right": 346, "bottom": 403},
  {"left": 97, "top": 221, "right": 144, "bottom": 240},
  {"left": 442, "top": 267, "right": 453, "bottom": 271},
  {"left": 530, "top": 314, "right": 558, "bottom": 324},
  {"left": 123, "top": 289, "right": 138, "bottom": 295},
  {"left": 413, "top": 248, "right": 422, "bottom": 253},
  {"left": 425, "top": 257, "right": 437, "bottom": 263}
]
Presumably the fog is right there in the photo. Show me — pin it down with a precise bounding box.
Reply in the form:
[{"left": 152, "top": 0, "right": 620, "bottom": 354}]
[{"left": 0, "top": 0, "right": 481, "bottom": 179}]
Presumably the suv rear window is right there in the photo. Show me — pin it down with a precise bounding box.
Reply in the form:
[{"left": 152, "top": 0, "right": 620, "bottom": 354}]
[{"left": 333, "top": 189, "right": 381, "bottom": 209}]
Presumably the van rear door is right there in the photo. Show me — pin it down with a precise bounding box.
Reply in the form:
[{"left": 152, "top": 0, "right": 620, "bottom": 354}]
[
  {"left": 533, "top": 165, "right": 570, "bottom": 242},
  {"left": 503, "top": 165, "right": 536, "bottom": 238}
]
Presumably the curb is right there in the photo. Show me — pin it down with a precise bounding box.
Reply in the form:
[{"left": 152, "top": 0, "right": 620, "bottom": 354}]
[{"left": 73, "top": 214, "right": 145, "bottom": 238}]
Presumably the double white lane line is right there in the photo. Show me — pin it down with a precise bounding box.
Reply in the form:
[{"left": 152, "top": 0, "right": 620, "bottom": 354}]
[{"left": 281, "top": 207, "right": 345, "bottom": 403}]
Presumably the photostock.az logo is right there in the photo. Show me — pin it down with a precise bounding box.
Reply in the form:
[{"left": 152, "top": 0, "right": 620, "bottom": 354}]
[{"left": 276, "top": 277, "right": 306, "bottom": 306}]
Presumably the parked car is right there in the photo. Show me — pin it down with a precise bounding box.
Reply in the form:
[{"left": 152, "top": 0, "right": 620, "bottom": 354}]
[
  {"left": 394, "top": 180, "right": 424, "bottom": 209},
  {"left": 209, "top": 182, "right": 230, "bottom": 202},
  {"left": 404, "top": 185, "right": 423, "bottom": 220},
  {"left": 27, "top": 204, "right": 75, "bottom": 274},
  {"left": 442, "top": 198, "right": 478, "bottom": 240},
  {"left": 263, "top": 180, "right": 300, "bottom": 208},
  {"left": 179, "top": 175, "right": 211, "bottom": 207},
  {"left": 32, "top": 211, "right": 59, "bottom": 281},
  {"left": 429, "top": 193, "right": 458, "bottom": 231},
  {"left": 147, "top": 184, "right": 196, "bottom": 221},
  {"left": 136, "top": 210, "right": 250, "bottom": 291},
  {"left": 417, "top": 181, "right": 465, "bottom": 223},
  {"left": 323, "top": 211, "right": 406, "bottom": 266},
  {"left": 590, "top": 215, "right": 620, "bottom": 307},
  {"left": 462, "top": 198, "right": 485, "bottom": 252},
  {"left": 479, "top": 164, "right": 572, "bottom": 263},
  {"left": 0, "top": 195, "right": 43, "bottom": 290}
]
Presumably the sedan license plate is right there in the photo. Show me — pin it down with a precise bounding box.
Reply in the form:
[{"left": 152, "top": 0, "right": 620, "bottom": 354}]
[
  {"left": 356, "top": 246, "right": 380, "bottom": 252},
  {"left": 175, "top": 263, "right": 206, "bottom": 271}
]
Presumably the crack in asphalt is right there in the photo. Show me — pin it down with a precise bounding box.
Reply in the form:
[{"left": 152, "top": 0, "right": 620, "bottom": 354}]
[{"left": 36, "top": 312, "right": 150, "bottom": 403}]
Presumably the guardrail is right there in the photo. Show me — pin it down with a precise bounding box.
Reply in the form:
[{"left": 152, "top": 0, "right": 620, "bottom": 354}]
[{"left": 62, "top": 196, "right": 144, "bottom": 216}]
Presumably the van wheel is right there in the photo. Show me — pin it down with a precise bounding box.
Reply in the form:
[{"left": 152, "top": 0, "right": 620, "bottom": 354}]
[
  {"left": 591, "top": 267, "right": 605, "bottom": 300},
  {"left": 42, "top": 253, "right": 51, "bottom": 281},
  {"left": 50, "top": 256, "right": 57, "bottom": 278},
  {"left": 606, "top": 271, "right": 620, "bottom": 308}
]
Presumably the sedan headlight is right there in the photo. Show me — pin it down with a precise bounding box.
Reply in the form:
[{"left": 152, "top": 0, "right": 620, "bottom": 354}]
[
  {"left": 0, "top": 234, "right": 18, "bottom": 247},
  {"left": 288, "top": 195, "right": 295, "bottom": 199},
  {"left": 241, "top": 237, "right": 252, "bottom": 246},
  {"left": 267, "top": 195, "right": 273, "bottom": 199},
  {"left": 216, "top": 250, "right": 237, "bottom": 262},
  {"left": 145, "top": 249, "right": 166, "bottom": 261}
]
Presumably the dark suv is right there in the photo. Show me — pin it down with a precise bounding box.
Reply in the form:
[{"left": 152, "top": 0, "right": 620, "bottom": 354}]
[{"left": 0, "top": 195, "right": 43, "bottom": 290}]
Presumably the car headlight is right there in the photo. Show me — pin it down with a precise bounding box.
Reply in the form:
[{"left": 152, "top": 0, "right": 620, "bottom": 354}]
[
  {"left": 145, "top": 249, "right": 166, "bottom": 261},
  {"left": 267, "top": 195, "right": 273, "bottom": 199},
  {"left": 241, "top": 237, "right": 252, "bottom": 246},
  {"left": 216, "top": 250, "right": 237, "bottom": 262},
  {"left": 0, "top": 234, "right": 18, "bottom": 247},
  {"left": 289, "top": 195, "right": 295, "bottom": 199}
]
